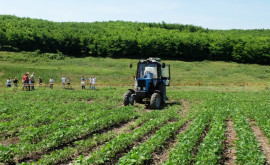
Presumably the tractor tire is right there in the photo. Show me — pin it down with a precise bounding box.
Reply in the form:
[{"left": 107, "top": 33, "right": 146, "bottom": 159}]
[
  {"left": 157, "top": 83, "right": 166, "bottom": 103},
  {"left": 123, "top": 91, "right": 134, "bottom": 106},
  {"left": 150, "top": 93, "right": 161, "bottom": 109}
]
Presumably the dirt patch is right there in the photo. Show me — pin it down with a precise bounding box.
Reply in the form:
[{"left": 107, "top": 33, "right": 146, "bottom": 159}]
[
  {"left": 86, "top": 99, "right": 94, "bottom": 104},
  {"left": 0, "top": 136, "right": 20, "bottom": 146},
  {"left": 151, "top": 120, "right": 192, "bottom": 164},
  {"left": 221, "top": 119, "right": 237, "bottom": 165},
  {"left": 111, "top": 120, "right": 136, "bottom": 134},
  {"left": 180, "top": 99, "right": 190, "bottom": 117},
  {"left": 249, "top": 119, "right": 270, "bottom": 164}
]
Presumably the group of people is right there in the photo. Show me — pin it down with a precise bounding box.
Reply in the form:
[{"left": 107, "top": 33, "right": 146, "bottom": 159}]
[
  {"left": 60, "top": 76, "right": 96, "bottom": 90},
  {"left": 21, "top": 72, "right": 42, "bottom": 90},
  {"left": 6, "top": 77, "right": 19, "bottom": 88},
  {"left": 6, "top": 73, "right": 96, "bottom": 90}
]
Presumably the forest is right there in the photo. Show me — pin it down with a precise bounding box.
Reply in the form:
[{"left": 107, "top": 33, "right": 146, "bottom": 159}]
[{"left": 0, "top": 15, "right": 269, "bottom": 64}]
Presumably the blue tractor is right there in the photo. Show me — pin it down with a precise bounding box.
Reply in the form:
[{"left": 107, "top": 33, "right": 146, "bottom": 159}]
[{"left": 123, "top": 58, "right": 171, "bottom": 109}]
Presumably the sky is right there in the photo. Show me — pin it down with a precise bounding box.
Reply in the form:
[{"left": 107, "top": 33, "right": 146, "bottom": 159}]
[{"left": 0, "top": 0, "right": 269, "bottom": 30}]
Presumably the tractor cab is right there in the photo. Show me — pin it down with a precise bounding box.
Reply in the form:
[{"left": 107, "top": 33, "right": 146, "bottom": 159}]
[{"left": 123, "top": 58, "right": 170, "bottom": 109}]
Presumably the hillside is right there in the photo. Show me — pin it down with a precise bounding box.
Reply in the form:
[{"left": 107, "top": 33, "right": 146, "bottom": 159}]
[
  {"left": 1, "top": 51, "right": 270, "bottom": 90},
  {"left": 0, "top": 15, "right": 270, "bottom": 64}
]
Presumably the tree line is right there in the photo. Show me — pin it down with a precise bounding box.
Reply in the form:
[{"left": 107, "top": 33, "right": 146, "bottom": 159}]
[{"left": 0, "top": 15, "right": 269, "bottom": 64}]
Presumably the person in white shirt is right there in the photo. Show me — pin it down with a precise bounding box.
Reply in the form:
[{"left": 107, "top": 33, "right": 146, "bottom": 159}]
[
  {"left": 89, "top": 77, "right": 92, "bottom": 89},
  {"left": 6, "top": 78, "right": 11, "bottom": 88},
  {"left": 61, "top": 76, "right": 66, "bottom": 89},
  {"left": 49, "top": 78, "right": 54, "bottom": 89},
  {"left": 91, "top": 76, "right": 96, "bottom": 90}
]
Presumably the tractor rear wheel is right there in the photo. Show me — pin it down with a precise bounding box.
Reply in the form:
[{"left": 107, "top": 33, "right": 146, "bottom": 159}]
[
  {"left": 150, "top": 93, "right": 161, "bottom": 109},
  {"left": 123, "top": 91, "right": 134, "bottom": 106}
]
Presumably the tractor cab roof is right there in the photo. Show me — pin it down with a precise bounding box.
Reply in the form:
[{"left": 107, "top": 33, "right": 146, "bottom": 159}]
[{"left": 139, "top": 57, "right": 161, "bottom": 64}]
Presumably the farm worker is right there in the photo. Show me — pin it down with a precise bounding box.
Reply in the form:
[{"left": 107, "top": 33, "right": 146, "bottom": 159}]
[
  {"left": 38, "top": 77, "right": 42, "bottom": 87},
  {"left": 28, "top": 78, "right": 32, "bottom": 90},
  {"left": 49, "top": 78, "right": 54, "bottom": 89},
  {"left": 61, "top": 76, "right": 66, "bottom": 89},
  {"left": 30, "top": 73, "right": 35, "bottom": 90},
  {"left": 13, "top": 77, "right": 18, "bottom": 87},
  {"left": 89, "top": 77, "right": 92, "bottom": 89},
  {"left": 6, "top": 78, "right": 11, "bottom": 88},
  {"left": 67, "top": 78, "right": 71, "bottom": 88},
  {"left": 81, "top": 79, "right": 86, "bottom": 89},
  {"left": 81, "top": 76, "right": 85, "bottom": 81},
  {"left": 91, "top": 76, "right": 96, "bottom": 90},
  {"left": 22, "top": 72, "right": 29, "bottom": 91}
]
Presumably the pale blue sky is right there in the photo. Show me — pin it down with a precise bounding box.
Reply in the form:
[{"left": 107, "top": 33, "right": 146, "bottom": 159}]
[{"left": 0, "top": 0, "right": 269, "bottom": 29}]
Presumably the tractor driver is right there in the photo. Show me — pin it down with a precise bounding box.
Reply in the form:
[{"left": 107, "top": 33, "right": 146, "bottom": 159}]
[{"left": 144, "top": 67, "right": 157, "bottom": 78}]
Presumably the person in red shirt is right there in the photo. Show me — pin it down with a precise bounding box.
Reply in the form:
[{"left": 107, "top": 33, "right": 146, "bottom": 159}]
[{"left": 22, "top": 72, "right": 29, "bottom": 91}]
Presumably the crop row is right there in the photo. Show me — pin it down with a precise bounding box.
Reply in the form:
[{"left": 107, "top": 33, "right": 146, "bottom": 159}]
[
  {"left": 1, "top": 106, "right": 137, "bottom": 163},
  {"left": 19, "top": 104, "right": 124, "bottom": 144},
  {"left": 22, "top": 131, "right": 116, "bottom": 165},
  {"left": 76, "top": 105, "right": 181, "bottom": 164},
  {"left": 164, "top": 111, "right": 212, "bottom": 165},
  {"left": 232, "top": 110, "right": 265, "bottom": 164},
  {"left": 21, "top": 104, "right": 176, "bottom": 164},
  {"left": 194, "top": 109, "right": 228, "bottom": 164},
  {"left": 117, "top": 118, "right": 189, "bottom": 164},
  {"left": 241, "top": 102, "right": 270, "bottom": 142},
  {"left": 0, "top": 101, "right": 116, "bottom": 139}
]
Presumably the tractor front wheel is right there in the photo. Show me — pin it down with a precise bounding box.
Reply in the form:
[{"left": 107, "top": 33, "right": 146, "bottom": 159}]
[
  {"left": 150, "top": 93, "right": 161, "bottom": 109},
  {"left": 123, "top": 91, "right": 134, "bottom": 106}
]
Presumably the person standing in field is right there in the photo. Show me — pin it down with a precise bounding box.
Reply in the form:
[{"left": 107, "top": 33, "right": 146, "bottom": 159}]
[
  {"left": 28, "top": 78, "right": 32, "bottom": 90},
  {"left": 30, "top": 73, "right": 35, "bottom": 90},
  {"left": 38, "top": 77, "right": 42, "bottom": 87},
  {"left": 89, "top": 77, "right": 92, "bottom": 89},
  {"left": 91, "top": 76, "right": 96, "bottom": 90},
  {"left": 81, "top": 79, "right": 86, "bottom": 89},
  {"left": 22, "top": 72, "right": 29, "bottom": 91},
  {"left": 61, "top": 76, "right": 66, "bottom": 89},
  {"left": 81, "top": 76, "right": 85, "bottom": 81},
  {"left": 6, "top": 78, "right": 11, "bottom": 88},
  {"left": 49, "top": 78, "right": 54, "bottom": 89},
  {"left": 67, "top": 78, "right": 71, "bottom": 89},
  {"left": 13, "top": 77, "right": 18, "bottom": 87}
]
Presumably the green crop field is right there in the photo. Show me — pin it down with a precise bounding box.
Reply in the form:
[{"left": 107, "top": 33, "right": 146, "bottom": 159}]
[{"left": 0, "top": 51, "right": 270, "bottom": 164}]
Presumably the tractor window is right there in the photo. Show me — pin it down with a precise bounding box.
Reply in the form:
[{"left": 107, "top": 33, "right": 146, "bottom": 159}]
[
  {"left": 138, "top": 63, "right": 158, "bottom": 78},
  {"left": 161, "top": 64, "right": 170, "bottom": 86},
  {"left": 161, "top": 66, "right": 169, "bottom": 78}
]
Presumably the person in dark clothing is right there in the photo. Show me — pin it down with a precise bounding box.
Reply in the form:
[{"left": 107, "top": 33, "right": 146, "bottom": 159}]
[{"left": 13, "top": 77, "right": 18, "bottom": 87}]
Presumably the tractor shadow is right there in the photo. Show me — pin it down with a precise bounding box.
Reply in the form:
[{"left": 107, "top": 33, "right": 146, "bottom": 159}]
[{"left": 143, "top": 101, "right": 181, "bottom": 110}]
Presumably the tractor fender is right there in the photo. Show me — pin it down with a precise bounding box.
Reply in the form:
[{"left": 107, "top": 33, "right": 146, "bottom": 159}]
[
  {"left": 153, "top": 90, "right": 161, "bottom": 94},
  {"left": 128, "top": 89, "right": 135, "bottom": 93}
]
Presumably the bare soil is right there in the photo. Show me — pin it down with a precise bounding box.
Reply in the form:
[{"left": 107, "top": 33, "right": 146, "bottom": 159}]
[
  {"left": 221, "top": 119, "right": 237, "bottom": 165},
  {"left": 0, "top": 136, "right": 20, "bottom": 146},
  {"left": 249, "top": 119, "right": 270, "bottom": 164},
  {"left": 86, "top": 99, "right": 94, "bottom": 104},
  {"left": 180, "top": 99, "right": 190, "bottom": 117}
]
